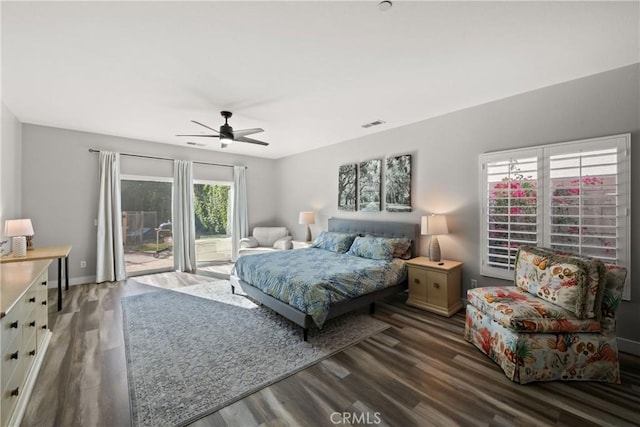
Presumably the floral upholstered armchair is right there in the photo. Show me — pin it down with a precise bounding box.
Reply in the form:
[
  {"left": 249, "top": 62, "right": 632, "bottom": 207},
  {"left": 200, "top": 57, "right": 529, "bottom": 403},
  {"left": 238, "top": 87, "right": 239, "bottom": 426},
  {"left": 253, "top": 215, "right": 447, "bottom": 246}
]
[{"left": 464, "top": 246, "right": 627, "bottom": 384}]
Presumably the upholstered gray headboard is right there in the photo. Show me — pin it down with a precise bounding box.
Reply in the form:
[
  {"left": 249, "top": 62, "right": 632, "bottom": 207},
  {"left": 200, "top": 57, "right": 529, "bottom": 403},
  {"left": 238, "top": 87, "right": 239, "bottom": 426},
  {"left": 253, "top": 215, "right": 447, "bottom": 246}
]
[{"left": 328, "top": 218, "right": 419, "bottom": 256}]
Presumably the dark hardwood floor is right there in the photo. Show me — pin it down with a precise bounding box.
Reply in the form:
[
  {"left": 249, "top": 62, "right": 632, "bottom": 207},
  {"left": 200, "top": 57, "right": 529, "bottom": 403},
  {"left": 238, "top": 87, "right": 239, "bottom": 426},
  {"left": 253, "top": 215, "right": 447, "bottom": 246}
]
[{"left": 21, "top": 279, "right": 640, "bottom": 426}]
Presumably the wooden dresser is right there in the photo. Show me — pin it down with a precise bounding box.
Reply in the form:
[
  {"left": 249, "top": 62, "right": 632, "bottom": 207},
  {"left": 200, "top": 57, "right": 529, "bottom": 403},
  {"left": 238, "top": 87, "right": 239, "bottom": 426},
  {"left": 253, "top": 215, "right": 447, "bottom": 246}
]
[{"left": 1, "top": 260, "right": 52, "bottom": 427}]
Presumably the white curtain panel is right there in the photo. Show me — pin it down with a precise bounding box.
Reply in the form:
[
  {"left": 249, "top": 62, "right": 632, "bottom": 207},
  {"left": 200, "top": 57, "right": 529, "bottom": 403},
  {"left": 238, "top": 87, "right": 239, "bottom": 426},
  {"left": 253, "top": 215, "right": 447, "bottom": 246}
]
[
  {"left": 231, "top": 165, "right": 249, "bottom": 261},
  {"left": 172, "top": 160, "right": 197, "bottom": 272},
  {"left": 96, "top": 151, "right": 126, "bottom": 283}
]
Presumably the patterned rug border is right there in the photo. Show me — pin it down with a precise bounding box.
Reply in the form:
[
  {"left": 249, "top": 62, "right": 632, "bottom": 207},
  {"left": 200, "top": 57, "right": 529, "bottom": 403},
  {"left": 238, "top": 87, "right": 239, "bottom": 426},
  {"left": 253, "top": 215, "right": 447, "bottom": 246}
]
[{"left": 122, "top": 287, "right": 390, "bottom": 427}]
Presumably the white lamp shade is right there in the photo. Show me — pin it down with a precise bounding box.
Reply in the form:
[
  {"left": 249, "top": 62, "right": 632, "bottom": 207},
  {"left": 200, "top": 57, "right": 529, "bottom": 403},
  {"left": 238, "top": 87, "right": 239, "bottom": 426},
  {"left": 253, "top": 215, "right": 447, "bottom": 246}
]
[
  {"left": 298, "top": 211, "right": 315, "bottom": 225},
  {"left": 421, "top": 215, "right": 448, "bottom": 236},
  {"left": 4, "top": 219, "right": 34, "bottom": 237}
]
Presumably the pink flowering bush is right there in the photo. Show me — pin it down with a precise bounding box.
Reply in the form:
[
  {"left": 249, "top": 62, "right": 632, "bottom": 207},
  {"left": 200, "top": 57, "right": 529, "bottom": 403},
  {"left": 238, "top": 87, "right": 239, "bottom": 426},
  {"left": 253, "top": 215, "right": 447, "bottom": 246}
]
[{"left": 488, "top": 174, "right": 612, "bottom": 265}]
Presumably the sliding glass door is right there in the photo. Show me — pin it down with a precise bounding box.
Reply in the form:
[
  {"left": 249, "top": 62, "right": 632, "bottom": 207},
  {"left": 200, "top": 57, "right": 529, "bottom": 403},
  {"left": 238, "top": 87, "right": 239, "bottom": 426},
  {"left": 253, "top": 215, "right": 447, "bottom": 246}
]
[
  {"left": 119, "top": 176, "right": 233, "bottom": 277},
  {"left": 121, "top": 176, "right": 173, "bottom": 276},
  {"left": 193, "top": 181, "right": 233, "bottom": 273}
]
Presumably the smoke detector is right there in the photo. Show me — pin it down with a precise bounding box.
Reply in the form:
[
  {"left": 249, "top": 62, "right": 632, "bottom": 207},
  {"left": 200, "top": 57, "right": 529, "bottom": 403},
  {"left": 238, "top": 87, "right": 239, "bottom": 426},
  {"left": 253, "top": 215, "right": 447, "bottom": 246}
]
[{"left": 378, "top": 1, "right": 392, "bottom": 12}]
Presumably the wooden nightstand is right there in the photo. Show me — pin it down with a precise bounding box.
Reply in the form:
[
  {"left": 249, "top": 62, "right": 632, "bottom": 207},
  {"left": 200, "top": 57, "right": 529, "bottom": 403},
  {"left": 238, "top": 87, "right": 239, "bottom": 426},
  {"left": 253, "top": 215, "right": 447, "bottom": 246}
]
[{"left": 405, "top": 257, "right": 463, "bottom": 317}]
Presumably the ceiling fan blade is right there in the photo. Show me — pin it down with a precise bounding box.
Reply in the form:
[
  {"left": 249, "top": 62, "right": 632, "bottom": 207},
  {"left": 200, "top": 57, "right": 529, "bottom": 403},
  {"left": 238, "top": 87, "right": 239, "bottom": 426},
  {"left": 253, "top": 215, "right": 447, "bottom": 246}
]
[
  {"left": 176, "top": 134, "right": 220, "bottom": 137},
  {"left": 191, "top": 120, "right": 220, "bottom": 134},
  {"left": 235, "top": 136, "right": 269, "bottom": 146},
  {"left": 233, "top": 128, "right": 264, "bottom": 138}
]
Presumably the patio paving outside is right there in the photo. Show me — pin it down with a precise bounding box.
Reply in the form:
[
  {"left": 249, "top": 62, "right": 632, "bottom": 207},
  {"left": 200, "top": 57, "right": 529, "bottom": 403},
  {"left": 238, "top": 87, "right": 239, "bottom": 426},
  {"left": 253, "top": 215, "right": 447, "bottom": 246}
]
[{"left": 125, "top": 236, "right": 232, "bottom": 275}]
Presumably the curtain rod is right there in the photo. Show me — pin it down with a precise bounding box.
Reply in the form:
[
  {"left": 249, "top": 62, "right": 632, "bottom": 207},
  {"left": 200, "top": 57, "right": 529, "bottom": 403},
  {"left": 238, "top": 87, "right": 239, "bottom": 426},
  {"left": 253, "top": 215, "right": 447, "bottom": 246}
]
[{"left": 88, "top": 149, "right": 246, "bottom": 169}]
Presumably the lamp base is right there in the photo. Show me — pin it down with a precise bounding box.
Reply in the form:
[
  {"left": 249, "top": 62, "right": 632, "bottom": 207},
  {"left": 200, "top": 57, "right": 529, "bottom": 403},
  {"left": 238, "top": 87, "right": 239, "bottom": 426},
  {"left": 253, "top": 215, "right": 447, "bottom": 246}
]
[
  {"left": 429, "top": 236, "right": 441, "bottom": 262},
  {"left": 12, "top": 236, "right": 27, "bottom": 257},
  {"left": 305, "top": 225, "right": 312, "bottom": 243}
]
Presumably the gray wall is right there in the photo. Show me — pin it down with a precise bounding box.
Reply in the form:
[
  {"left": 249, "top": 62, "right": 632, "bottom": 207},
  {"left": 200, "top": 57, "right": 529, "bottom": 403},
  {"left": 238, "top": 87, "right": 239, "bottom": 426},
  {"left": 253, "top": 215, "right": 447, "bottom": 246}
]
[
  {"left": 20, "top": 124, "right": 279, "bottom": 283},
  {"left": 0, "top": 102, "right": 22, "bottom": 254},
  {"left": 275, "top": 64, "right": 640, "bottom": 348}
]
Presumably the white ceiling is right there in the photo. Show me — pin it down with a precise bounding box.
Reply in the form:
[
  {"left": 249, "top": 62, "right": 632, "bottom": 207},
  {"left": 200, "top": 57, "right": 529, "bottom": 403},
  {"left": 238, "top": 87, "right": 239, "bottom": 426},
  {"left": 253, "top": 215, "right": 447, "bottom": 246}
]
[{"left": 2, "top": 1, "right": 638, "bottom": 159}]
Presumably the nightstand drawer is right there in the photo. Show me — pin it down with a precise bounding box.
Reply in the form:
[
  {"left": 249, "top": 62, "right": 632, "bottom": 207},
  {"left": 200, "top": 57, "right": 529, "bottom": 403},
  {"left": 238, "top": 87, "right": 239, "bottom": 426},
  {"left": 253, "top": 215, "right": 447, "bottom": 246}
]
[
  {"left": 408, "top": 269, "right": 428, "bottom": 300},
  {"left": 426, "top": 271, "right": 448, "bottom": 307}
]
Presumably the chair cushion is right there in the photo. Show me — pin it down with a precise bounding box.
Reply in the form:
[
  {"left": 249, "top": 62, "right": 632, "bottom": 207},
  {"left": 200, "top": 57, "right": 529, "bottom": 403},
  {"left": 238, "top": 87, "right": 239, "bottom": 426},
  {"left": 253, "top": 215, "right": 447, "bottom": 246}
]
[
  {"left": 252, "top": 227, "right": 289, "bottom": 247},
  {"left": 467, "top": 286, "right": 601, "bottom": 333},
  {"left": 520, "top": 246, "right": 606, "bottom": 319},
  {"left": 515, "top": 246, "right": 604, "bottom": 319}
]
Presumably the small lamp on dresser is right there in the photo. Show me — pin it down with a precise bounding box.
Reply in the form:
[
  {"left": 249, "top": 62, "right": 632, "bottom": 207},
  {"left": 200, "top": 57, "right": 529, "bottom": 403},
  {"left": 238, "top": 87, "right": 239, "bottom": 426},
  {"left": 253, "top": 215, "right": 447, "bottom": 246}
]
[
  {"left": 421, "top": 214, "right": 448, "bottom": 262},
  {"left": 298, "top": 211, "right": 315, "bottom": 242},
  {"left": 4, "top": 218, "right": 34, "bottom": 257}
]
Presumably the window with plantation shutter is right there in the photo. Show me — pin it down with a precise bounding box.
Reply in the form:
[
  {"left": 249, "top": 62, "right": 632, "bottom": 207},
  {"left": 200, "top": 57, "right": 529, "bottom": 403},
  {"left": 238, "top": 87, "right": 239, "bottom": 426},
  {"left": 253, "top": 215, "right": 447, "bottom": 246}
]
[
  {"left": 480, "top": 134, "right": 631, "bottom": 299},
  {"left": 483, "top": 152, "right": 540, "bottom": 274}
]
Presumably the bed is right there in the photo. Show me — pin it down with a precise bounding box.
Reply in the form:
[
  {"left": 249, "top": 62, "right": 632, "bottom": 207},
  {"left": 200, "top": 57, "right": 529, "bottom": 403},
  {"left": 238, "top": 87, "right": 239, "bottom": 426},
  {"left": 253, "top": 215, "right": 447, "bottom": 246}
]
[{"left": 230, "top": 218, "right": 418, "bottom": 340}]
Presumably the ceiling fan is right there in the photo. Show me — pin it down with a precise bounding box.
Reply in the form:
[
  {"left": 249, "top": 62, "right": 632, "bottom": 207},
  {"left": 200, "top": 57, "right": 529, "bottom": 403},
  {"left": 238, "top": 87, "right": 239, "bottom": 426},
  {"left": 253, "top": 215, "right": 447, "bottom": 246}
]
[{"left": 177, "top": 111, "right": 269, "bottom": 148}]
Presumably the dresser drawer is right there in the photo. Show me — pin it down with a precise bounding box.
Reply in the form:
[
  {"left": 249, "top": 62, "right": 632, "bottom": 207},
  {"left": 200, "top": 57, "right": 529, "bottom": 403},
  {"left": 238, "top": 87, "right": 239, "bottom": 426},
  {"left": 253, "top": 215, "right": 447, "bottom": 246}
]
[
  {"left": 1, "top": 333, "right": 24, "bottom": 394},
  {"left": 22, "top": 326, "right": 38, "bottom": 378},
  {"left": 1, "top": 303, "right": 24, "bottom": 354},
  {"left": 1, "top": 368, "right": 23, "bottom": 427},
  {"left": 22, "top": 286, "right": 39, "bottom": 319},
  {"left": 23, "top": 305, "right": 39, "bottom": 337}
]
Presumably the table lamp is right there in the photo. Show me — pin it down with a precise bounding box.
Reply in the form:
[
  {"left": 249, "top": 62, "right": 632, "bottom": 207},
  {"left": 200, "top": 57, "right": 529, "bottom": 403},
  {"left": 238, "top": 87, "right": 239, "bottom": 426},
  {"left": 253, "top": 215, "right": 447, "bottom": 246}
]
[
  {"left": 421, "top": 214, "right": 448, "bottom": 262},
  {"left": 298, "top": 211, "right": 315, "bottom": 242},
  {"left": 4, "top": 219, "right": 34, "bottom": 257}
]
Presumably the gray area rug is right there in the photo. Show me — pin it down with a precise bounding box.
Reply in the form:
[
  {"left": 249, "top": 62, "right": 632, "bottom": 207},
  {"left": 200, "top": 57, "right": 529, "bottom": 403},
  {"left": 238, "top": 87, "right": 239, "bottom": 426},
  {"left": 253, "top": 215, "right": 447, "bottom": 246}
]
[{"left": 122, "top": 281, "right": 389, "bottom": 427}]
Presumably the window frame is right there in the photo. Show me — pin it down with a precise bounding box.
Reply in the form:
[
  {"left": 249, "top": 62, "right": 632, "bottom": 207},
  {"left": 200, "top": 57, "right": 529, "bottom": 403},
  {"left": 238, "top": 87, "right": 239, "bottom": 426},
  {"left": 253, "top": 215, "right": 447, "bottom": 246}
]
[{"left": 479, "top": 134, "right": 631, "bottom": 300}]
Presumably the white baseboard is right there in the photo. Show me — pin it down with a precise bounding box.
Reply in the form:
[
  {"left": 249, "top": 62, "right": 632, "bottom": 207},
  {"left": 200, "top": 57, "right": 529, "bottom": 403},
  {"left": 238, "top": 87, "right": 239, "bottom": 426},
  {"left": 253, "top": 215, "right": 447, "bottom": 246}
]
[
  {"left": 48, "top": 275, "right": 95, "bottom": 288},
  {"left": 617, "top": 337, "right": 640, "bottom": 356}
]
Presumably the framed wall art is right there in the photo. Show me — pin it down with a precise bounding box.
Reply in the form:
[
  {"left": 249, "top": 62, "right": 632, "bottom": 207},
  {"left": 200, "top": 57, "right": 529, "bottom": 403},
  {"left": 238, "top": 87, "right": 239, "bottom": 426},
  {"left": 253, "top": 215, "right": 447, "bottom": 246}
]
[
  {"left": 385, "top": 154, "right": 412, "bottom": 212},
  {"left": 338, "top": 163, "right": 358, "bottom": 211},
  {"left": 358, "top": 159, "right": 381, "bottom": 212}
]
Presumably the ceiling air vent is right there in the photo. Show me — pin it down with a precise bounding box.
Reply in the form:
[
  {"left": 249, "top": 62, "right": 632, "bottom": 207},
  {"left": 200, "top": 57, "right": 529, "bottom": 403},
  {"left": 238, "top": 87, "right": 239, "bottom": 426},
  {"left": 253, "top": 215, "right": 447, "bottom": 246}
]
[
  {"left": 186, "top": 141, "right": 206, "bottom": 147},
  {"left": 361, "top": 120, "right": 386, "bottom": 129}
]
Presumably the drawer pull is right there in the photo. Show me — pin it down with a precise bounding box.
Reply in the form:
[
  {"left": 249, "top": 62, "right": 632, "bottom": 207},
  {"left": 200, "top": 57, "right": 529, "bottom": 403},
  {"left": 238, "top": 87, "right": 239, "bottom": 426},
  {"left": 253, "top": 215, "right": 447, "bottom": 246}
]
[
  {"left": 29, "top": 321, "right": 36, "bottom": 327},
  {"left": 29, "top": 350, "right": 36, "bottom": 356},
  {"left": 433, "top": 283, "right": 440, "bottom": 289},
  {"left": 41, "top": 325, "right": 47, "bottom": 330},
  {"left": 10, "top": 320, "right": 19, "bottom": 329},
  {"left": 42, "top": 300, "right": 47, "bottom": 306},
  {"left": 10, "top": 388, "right": 19, "bottom": 397},
  {"left": 10, "top": 351, "right": 19, "bottom": 360},
  {"left": 29, "top": 297, "right": 36, "bottom": 303},
  {"left": 414, "top": 278, "right": 420, "bottom": 284},
  {"left": 41, "top": 281, "right": 47, "bottom": 286}
]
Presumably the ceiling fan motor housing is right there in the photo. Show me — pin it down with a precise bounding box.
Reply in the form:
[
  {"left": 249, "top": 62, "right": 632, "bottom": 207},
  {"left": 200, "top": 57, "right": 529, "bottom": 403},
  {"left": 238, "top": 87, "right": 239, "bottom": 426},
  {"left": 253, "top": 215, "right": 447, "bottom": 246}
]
[{"left": 220, "top": 123, "right": 233, "bottom": 139}]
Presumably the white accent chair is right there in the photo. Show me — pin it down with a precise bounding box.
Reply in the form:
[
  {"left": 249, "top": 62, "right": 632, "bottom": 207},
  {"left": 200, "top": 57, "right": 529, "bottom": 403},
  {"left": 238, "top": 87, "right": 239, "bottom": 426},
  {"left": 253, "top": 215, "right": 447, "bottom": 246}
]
[{"left": 238, "top": 227, "right": 293, "bottom": 256}]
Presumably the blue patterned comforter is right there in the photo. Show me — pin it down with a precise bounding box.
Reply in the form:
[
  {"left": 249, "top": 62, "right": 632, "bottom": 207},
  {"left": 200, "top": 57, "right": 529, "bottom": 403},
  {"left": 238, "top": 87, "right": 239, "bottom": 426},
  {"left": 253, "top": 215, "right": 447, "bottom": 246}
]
[{"left": 232, "top": 248, "right": 407, "bottom": 328}]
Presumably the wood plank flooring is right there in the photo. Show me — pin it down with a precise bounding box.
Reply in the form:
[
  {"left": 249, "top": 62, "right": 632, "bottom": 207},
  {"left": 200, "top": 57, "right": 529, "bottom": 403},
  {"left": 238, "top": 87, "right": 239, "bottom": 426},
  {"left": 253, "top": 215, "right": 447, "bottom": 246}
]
[{"left": 21, "top": 279, "right": 640, "bottom": 426}]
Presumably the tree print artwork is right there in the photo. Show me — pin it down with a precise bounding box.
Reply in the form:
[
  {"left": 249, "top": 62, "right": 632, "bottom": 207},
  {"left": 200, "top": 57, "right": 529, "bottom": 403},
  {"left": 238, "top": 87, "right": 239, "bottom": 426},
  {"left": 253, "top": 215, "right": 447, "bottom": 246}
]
[
  {"left": 358, "top": 159, "right": 381, "bottom": 212},
  {"left": 385, "top": 154, "right": 411, "bottom": 212},
  {"left": 338, "top": 163, "right": 357, "bottom": 211}
]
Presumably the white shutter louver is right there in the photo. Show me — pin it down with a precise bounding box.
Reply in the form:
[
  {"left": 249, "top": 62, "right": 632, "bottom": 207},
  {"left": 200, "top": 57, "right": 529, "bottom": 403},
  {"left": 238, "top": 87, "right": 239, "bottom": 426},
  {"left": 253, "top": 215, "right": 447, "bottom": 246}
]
[
  {"left": 549, "top": 148, "right": 619, "bottom": 262},
  {"left": 484, "top": 154, "right": 539, "bottom": 276}
]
